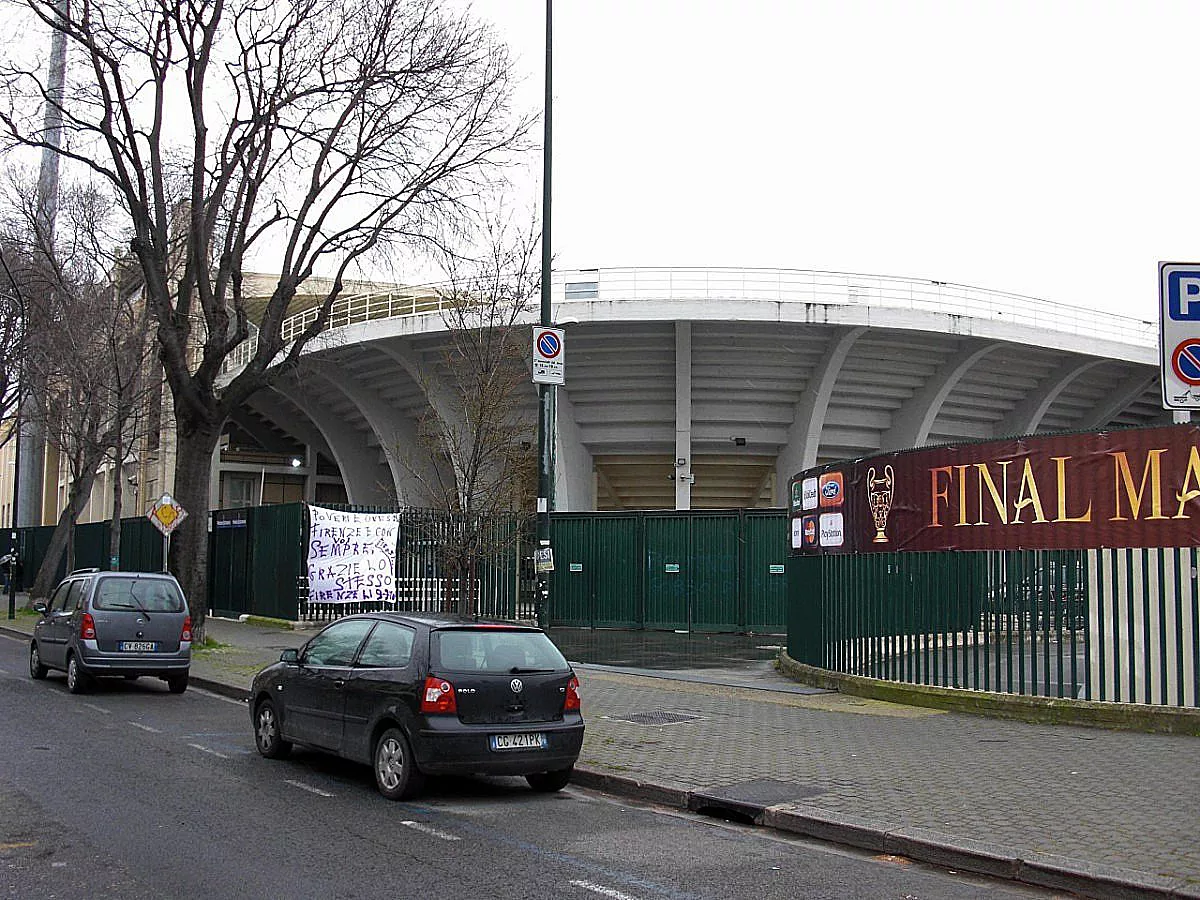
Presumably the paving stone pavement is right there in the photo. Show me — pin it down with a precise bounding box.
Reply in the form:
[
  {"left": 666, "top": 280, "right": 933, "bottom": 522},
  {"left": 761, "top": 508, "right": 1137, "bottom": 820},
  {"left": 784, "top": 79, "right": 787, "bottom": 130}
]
[{"left": 4, "top": 611, "right": 1198, "bottom": 897}]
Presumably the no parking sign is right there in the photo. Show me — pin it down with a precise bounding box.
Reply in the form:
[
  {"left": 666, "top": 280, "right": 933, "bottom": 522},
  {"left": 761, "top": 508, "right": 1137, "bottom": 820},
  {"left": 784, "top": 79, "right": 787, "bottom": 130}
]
[{"left": 532, "top": 326, "right": 565, "bottom": 385}]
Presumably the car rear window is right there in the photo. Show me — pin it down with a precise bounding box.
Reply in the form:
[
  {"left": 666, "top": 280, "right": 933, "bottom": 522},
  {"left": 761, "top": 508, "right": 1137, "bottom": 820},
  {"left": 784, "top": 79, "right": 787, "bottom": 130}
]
[
  {"left": 433, "top": 629, "right": 570, "bottom": 674},
  {"left": 94, "top": 578, "right": 186, "bottom": 613}
]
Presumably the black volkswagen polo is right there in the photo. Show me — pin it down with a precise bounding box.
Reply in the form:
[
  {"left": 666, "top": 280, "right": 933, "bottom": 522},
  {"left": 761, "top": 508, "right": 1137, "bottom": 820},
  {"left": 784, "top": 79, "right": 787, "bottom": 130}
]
[{"left": 249, "top": 613, "right": 584, "bottom": 800}]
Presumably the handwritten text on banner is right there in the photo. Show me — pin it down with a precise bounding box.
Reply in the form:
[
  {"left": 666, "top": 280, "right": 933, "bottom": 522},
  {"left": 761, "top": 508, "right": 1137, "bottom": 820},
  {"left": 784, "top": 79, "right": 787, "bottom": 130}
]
[{"left": 306, "top": 506, "right": 400, "bottom": 604}]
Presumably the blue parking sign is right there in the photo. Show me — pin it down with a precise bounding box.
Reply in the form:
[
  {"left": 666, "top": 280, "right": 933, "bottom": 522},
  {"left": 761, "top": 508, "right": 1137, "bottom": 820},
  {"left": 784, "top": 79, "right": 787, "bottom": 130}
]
[{"left": 1167, "top": 269, "right": 1200, "bottom": 321}]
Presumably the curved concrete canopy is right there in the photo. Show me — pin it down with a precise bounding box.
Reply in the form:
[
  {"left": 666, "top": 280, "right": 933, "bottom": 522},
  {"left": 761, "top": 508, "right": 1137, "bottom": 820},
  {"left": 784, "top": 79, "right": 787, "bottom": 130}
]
[{"left": 221, "top": 267, "right": 1167, "bottom": 512}]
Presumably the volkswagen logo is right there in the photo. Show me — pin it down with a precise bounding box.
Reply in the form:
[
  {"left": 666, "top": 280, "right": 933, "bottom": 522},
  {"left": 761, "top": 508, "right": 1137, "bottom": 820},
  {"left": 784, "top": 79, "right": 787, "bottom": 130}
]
[{"left": 510, "top": 678, "right": 523, "bottom": 694}]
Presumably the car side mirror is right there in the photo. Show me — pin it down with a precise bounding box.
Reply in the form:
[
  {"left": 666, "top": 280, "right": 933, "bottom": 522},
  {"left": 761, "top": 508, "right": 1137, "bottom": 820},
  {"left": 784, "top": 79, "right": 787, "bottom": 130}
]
[
  {"left": 33, "top": 602, "right": 47, "bottom": 616},
  {"left": 280, "top": 648, "right": 299, "bottom": 664}
]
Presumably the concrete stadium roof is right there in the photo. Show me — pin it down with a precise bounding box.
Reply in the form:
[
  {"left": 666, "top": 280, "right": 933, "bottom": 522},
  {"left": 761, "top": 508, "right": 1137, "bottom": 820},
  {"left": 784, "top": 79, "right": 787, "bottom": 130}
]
[{"left": 223, "top": 267, "right": 1164, "bottom": 511}]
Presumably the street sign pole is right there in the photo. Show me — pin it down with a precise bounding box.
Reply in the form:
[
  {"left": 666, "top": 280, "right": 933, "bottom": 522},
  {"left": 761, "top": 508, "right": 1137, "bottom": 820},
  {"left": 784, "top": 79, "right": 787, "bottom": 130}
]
[{"left": 535, "top": 0, "right": 553, "bottom": 630}]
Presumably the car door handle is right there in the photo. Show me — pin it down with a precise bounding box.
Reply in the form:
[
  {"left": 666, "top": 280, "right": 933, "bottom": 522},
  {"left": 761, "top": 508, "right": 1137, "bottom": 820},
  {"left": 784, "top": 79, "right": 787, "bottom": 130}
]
[{"left": 334, "top": 679, "right": 345, "bottom": 688}]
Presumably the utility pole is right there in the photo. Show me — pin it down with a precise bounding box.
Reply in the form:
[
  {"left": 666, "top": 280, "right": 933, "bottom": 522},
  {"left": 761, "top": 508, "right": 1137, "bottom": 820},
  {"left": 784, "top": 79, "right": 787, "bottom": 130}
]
[
  {"left": 7, "top": 403, "right": 20, "bottom": 619},
  {"left": 17, "top": 0, "right": 69, "bottom": 531},
  {"left": 534, "top": 0, "right": 554, "bottom": 629}
]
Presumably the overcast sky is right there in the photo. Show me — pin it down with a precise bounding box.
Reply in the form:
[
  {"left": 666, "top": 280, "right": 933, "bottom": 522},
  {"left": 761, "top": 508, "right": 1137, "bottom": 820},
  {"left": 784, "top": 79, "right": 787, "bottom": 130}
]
[{"left": 479, "top": 0, "right": 1198, "bottom": 322}]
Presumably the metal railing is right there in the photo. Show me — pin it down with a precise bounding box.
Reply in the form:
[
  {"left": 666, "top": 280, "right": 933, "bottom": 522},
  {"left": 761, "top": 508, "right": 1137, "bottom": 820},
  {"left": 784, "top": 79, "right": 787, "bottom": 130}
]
[
  {"left": 221, "top": 267, "right": 1156, "bottom": 377},
  {"left": 790, "top": 547, "right": 1199, "bottom": 707}
]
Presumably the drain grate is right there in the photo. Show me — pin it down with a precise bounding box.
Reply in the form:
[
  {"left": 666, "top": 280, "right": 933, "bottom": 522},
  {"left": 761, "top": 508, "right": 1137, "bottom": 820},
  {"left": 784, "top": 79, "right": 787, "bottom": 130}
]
[{"left": 610, "top": 711, "right": 703, "bottom": 727}]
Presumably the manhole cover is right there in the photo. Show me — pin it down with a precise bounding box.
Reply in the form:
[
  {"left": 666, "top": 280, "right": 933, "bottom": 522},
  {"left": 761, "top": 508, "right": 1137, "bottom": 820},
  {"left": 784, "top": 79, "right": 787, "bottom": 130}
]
[{"left": 610, "top": 711, "right": 703, "bottom": 726}]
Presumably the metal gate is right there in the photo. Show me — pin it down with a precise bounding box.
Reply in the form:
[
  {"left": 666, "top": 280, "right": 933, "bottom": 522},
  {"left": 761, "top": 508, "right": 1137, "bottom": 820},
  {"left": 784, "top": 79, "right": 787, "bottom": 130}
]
[{"left": 550, "top": 509, "right": 787, "bottom": 633}]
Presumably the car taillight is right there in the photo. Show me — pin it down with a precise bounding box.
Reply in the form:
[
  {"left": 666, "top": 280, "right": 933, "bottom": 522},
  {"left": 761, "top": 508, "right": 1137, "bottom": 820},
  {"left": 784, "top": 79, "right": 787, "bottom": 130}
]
[
  {"left": 564, "top": 675, "right": 581, "bottom": 712},
  {"left": 180, "top": 616, "right": 192, "bottom": 643},
  {"left": 80, "top": 613, "right": 96, "bottom": 640},
  {"left": 420, "top": 676, "right": 457, "bottom": 714}
]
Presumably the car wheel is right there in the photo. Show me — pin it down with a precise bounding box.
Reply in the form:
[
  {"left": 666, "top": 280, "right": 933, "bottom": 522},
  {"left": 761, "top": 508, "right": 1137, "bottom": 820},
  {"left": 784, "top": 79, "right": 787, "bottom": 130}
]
[
  {"left": 166, "top": 672, "right": 189, "bottom": 694},
  {"left": 28, "top": 643, "right": 47, "bottom": 680},
  {"left": 66, "top": 655, "right": 89, "bottom": 694},
  {"left": 373, "top": 727, "right": 424, "bottom": 801},
  {"left": 254, "top": 699, "right": 292, "bottom": 760},
  {"left": 526, "top": 766, "right": 573, "bottom": 793}
]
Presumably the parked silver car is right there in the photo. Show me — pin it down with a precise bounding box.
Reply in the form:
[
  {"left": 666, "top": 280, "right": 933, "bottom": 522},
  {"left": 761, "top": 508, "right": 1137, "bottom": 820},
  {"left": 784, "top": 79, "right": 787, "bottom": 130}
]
[{"left": 29, "top": 569, "right": 192, "bottom": 694}]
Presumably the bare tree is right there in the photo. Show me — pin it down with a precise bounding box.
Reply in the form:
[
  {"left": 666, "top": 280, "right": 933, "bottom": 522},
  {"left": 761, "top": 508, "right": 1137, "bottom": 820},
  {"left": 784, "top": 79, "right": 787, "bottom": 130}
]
[
  {"left": 0, "top": 0, "right": 529, "bottom": 638},
  {"left": 401, "top": 216, "right": 539, "bottom": 616},
  {"left": 1, "top": 174, "right": 153, "bottom": 597}
]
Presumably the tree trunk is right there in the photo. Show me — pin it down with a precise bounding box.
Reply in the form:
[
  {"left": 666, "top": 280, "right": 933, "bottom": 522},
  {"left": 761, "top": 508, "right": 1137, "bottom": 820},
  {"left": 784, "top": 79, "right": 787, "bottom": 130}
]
[
  {"left": 169, "top": 420, "right": 222, "bottom": 645},
  {"left": 30, "top": 466, "right": 102, "bottom": 599}
]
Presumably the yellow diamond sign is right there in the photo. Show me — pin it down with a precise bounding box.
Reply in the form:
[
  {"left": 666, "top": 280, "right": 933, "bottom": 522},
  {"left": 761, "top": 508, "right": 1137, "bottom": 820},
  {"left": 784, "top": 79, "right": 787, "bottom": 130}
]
[{"left": 147, "top": 493, "right": 188, "bottom": 536}]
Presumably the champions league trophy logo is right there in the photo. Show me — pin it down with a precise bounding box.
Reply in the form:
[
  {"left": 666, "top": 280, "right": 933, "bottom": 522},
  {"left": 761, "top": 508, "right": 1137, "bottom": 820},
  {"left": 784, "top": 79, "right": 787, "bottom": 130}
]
[{"left": 866, "top": 464, "right": 894, "bottom": 544}]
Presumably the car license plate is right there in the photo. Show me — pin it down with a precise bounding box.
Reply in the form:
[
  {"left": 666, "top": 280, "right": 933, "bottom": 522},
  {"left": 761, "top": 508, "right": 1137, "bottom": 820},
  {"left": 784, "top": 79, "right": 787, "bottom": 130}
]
[
  {"left": 118, "top": 641, "right": 158, "bottom": 652},
  {"left": 490, "top": 732, "right": 546, "bottom": 751}
]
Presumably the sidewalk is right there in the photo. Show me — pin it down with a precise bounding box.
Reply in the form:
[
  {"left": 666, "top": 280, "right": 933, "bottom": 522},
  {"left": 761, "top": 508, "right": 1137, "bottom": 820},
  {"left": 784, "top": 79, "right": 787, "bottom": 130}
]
[{"left": 4, "top": 610, "right": 1199, "bottom": 899}]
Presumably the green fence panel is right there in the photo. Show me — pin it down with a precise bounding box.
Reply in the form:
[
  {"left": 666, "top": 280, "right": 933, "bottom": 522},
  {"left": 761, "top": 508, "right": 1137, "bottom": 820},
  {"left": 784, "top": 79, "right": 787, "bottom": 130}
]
[
  {"left": 209, "top": 508, "right": 252, "bottom": 617},
  {"left": 743, "top": 512, "right": 788, "bottom": 633},
  {"left": 688, "top": 514, "right": 740, "bottom": 632},
  {"left": 118, "top": 518, "right": 165, "bottom": 572},
  {"left": 593, "top": 516, "right": 641, "bottom": 627},
  {"left": 549, "top": 517, "right": 593, "bottom": 626},
  {"left": 250, "top": 504, "right": 304, "bottom": 620},
  {"left": 644, "top": 515, "right": 690, "bottom": 629}
]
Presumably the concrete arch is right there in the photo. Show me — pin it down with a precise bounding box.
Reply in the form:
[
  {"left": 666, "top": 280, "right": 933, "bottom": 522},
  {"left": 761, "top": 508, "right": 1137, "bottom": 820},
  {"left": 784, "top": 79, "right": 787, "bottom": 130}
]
[
  {"left": 993, "top": 358, "right": 1107, "bottom": 438},
  {"left": 269, "top": 379, "right": 394, "bottom": 506},
  {"left": 880, "top": 340, "right": 1002, "bottom": 451},
  {"left": 775, "top": 326, "right": 866, "bottom": 503}
]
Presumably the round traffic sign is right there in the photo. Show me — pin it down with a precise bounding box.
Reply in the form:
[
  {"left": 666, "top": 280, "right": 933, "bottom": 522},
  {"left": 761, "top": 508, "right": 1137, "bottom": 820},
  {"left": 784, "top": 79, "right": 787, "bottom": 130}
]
[
  {"left": 1171, "top": 340, "right": 1200, "bottom": 386},
  {"left": 536, "top": 330, "right": 561, "bottom": 359}
]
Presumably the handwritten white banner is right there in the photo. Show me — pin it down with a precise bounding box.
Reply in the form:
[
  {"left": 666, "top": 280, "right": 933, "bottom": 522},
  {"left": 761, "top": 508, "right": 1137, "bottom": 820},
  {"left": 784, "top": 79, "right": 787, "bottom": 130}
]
[{"left": 306, "top": 506, "right": 400, "bottom": 604}]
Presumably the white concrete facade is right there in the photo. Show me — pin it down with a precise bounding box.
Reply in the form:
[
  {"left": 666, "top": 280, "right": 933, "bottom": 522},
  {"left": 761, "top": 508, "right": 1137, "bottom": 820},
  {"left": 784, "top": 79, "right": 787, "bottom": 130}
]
[{"left": 215, "top": 267, "right": 1165, "bottom": 513}]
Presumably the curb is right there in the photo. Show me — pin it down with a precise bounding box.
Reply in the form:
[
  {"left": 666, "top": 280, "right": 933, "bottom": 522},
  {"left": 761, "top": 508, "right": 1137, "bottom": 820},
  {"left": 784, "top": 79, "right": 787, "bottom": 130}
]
[{"left": 777, "top": 652, "right": 1200, "bottom": 737}]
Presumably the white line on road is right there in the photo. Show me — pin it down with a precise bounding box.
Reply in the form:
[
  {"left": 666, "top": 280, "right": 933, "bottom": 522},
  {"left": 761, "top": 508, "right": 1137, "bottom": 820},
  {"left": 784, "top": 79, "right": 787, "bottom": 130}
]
[
  {"left": 129, "top": 722, "right": 162, "bottom": 734},
  {"left": 82, "top": 703, "right": 110, "bottom": 714},
  {"left": 399, "top": 821, "right": 460, "bottom": 842},
  {"left": 285, "top": 779, "right": 333, "bottom": 798},
  {"left": 568, "top": 880, "right": 644, "bottom": 900},
  {"left": 188, "top": 743, "right": 230, "bottom": 759}
]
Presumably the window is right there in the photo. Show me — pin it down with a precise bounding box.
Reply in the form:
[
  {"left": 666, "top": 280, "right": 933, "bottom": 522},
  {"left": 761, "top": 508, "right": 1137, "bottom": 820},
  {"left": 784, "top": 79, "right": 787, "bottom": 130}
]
[
  {"left": 94, "top": 577, "right": 185, "bottom": 612},
  {"left": 47, "top": 582, "right": 72, "bottom": 614},
  {"left": 65, "top": 581, "right": 87, "bottom": 612},
  {"left": 222, "top": 474, "right": 256, "bottom": 509},
  {"left": 356, "top": 622, "right": 415, "bottom": 668},
  {"left": 565, "top": 281, "right": 598, "bottom": 300},
  {"left": 434, "top": 629, "right": 569, "bottom": 674},
  {"left": 303, "top": 619, "right": 375, "bottom": 667}
]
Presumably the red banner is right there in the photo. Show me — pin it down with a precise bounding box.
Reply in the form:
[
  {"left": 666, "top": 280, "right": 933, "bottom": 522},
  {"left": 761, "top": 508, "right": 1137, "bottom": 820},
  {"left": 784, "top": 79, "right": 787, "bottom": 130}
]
[{"left": 789, "top": 425, "right": 1200, "bottom": 553}]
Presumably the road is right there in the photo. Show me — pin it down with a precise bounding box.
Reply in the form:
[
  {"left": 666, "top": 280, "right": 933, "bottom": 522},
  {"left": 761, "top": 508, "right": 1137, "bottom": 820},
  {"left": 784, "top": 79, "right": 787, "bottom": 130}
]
[{"left": 0, "top": 631, "right": 1063, "bottom": 900}]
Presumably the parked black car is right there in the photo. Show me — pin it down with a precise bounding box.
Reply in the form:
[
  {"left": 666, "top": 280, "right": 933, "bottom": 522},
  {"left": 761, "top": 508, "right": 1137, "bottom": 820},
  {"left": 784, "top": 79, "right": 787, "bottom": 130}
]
[{"left": 249, "top": 613, "right": 584, "bottom": 799}]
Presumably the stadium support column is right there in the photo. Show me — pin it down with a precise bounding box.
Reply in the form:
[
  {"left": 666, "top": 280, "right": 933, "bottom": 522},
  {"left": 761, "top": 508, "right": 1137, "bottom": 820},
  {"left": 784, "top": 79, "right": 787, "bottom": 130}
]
[{"left": 675, "top": 322, "right": 692, "bottom": 510}]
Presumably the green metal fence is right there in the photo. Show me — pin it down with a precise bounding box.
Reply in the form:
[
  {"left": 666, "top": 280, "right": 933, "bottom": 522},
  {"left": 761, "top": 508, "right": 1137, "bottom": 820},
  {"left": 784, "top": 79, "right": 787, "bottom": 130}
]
[
  {"left": 789, "top": 547, "right": 1199, "bottom": 707},
  {"left": 12, "top": 516, "right": 165, "bottom": 589},
  {"left": 551, "top": 510, "right": 788, "bottom": 633}
]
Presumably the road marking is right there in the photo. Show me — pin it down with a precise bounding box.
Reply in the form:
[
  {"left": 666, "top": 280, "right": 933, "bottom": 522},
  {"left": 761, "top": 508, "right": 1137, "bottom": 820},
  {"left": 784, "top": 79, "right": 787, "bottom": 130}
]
[
  {"left": 82, "top": 703, "right": 110, "bottom": 714},
  {"left": 568, "top": 880, "right": 643, "bottom": 900},
  {"left": 0, "top": 841, "right": 37, "bottom": 850},
  {"left": 188, "top": 743, "right": 229, "bottom": 760},
  {"left": 129, "top": 722, "right": 162, "bottom": 734},
  {"left": 285, "top": 779, "right": 333, "bottom": 797},
  {"left": 399, "top": 820, "right": 460, "bottom": 842}
]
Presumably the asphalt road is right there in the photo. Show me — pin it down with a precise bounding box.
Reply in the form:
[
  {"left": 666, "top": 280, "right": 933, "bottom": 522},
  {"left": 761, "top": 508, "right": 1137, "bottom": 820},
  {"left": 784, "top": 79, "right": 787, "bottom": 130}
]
[{"left": 0, "top": 632, "right": 1064, "bottom": 900}]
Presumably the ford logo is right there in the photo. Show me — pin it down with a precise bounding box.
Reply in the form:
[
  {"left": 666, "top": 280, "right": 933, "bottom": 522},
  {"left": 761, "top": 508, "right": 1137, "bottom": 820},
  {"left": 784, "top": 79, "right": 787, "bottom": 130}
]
[
  {"left": 510, "top": 678, "right": 523, "bottom": 693},
  {"left": 821, "top": 482, "right": 840, "bottom": 498}
]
